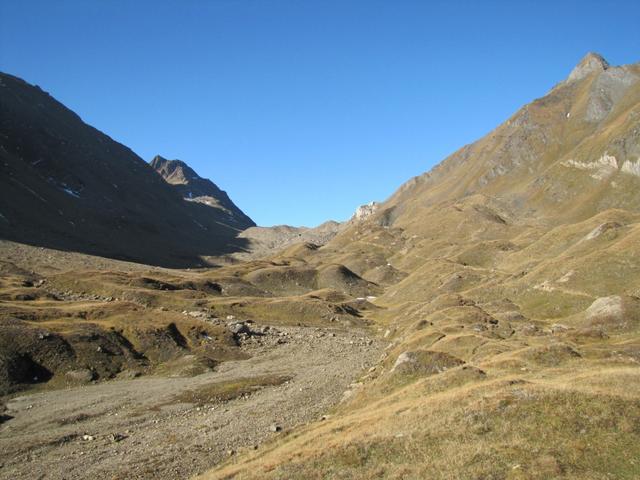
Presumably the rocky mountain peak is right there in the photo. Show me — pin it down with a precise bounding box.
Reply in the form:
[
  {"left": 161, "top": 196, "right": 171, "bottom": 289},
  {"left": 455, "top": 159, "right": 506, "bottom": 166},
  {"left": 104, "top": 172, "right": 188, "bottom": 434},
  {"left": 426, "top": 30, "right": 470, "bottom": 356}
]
[
  {"left": 352, "top": 201, "right": 379, "bottom": 221},
  {"left": 567, "top": 52, "right": 609, "bottom": 82},
  {"left": 150, "top": 155, "right": 255, "bottom": 229},
  {"left": 150, "top": 155, "right": 198, "bottom": 185}
]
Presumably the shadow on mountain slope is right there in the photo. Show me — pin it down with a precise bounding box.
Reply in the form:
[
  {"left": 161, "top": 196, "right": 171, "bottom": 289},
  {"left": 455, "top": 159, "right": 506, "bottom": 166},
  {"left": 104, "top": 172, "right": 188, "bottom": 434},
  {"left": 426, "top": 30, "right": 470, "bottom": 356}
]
[{"left": 0, "top": 72, "right": 252, "bottom": 268}]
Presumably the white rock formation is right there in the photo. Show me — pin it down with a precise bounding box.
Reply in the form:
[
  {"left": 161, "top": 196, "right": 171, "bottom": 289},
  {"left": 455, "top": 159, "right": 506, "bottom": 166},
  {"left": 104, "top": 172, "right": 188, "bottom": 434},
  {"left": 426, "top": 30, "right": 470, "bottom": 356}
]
[
  {"left": 562, "top": 153, "right": 618, "bottom": 180},
  {"left": 352, "top": 201, "right": 379, "bottom": 221},
  {"left": 586, "top": 296, "right": 624, "bottom": 321}
]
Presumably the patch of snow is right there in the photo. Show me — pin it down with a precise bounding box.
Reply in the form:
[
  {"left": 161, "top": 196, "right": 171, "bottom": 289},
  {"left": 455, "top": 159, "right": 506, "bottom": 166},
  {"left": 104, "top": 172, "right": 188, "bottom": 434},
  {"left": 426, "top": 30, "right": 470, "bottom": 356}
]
[
  {"left": 0, "top": 212, "right": 8, "bottom": 223},
  {"left": 62, "top": 187, "right": 80, "bottom": 198}
]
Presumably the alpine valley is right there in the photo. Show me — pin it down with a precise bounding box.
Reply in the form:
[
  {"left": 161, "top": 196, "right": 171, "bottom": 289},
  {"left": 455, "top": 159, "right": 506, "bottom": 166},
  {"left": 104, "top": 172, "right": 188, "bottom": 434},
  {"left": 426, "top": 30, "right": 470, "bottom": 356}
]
[{"left": 1, "top": 53, "right": 640, "bottom": 480}]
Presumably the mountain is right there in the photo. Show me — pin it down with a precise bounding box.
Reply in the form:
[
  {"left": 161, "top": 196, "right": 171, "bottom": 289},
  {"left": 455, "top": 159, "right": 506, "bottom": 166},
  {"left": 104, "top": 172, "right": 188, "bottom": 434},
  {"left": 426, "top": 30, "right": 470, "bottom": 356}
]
[
  {"left": 3, "top": 54, "right": 640, "bottom": 479},
  {"left": 0, "top": 72, "right": 251, "bottom": 267},
  {"left": 150, "top": 155, "right": 255, "bottom": 229},
  {"left": 311, "top": 53, "right": 640, "bottom": 282},
  {"left": 199, "top": 54, "right": 640, "bottom": 479},
  {"left": 384, "top": 51, "right": 640, "bottom": 227}
]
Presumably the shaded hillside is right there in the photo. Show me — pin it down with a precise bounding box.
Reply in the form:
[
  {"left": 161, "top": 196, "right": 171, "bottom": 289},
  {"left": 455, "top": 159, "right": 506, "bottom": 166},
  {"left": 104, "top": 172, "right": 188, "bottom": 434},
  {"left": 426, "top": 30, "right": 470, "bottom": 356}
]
[
  {"left": 0, "top": 72, "right": 250, "bottom": 267},
  {"left": 150, "top": 155, "right": 255, "bottom": 229}
]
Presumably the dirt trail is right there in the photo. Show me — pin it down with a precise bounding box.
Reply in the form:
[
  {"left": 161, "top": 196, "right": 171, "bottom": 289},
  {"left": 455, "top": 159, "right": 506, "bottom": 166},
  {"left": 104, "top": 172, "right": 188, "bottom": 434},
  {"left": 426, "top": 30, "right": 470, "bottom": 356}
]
[{"left": 0, "top": 325, "right": 383, "bottom": 479}]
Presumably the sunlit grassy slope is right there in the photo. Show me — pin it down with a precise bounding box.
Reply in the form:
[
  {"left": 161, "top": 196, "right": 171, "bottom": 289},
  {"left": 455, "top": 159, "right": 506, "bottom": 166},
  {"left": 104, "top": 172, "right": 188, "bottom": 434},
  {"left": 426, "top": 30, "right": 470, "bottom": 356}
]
[{"left": 198, "top": 54, "right": 640, "bottom": 479}]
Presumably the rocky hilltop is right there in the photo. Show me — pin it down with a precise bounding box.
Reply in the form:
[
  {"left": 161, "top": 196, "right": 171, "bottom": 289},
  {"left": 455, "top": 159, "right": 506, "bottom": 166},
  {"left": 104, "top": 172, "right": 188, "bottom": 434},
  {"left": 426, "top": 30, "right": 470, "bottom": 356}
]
[{"left": 150, "top": 155, "right": 255, "bottom": 229}]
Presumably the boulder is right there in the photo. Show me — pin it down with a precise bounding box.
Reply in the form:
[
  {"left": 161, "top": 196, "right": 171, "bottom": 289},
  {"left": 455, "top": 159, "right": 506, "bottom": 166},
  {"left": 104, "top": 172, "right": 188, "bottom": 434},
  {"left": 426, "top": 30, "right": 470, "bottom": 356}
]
[
  {"left": 229, "top": 322, "right": 251, "bottom": 335},
  {"left": 584, "top": 295, "right": 640, "bottom": 332},
  {"left": 390, "top": 350, "right": 464, "bottom": 376},
  {"left": 65, "top": 369, "right": 95, "bottom": 384}
]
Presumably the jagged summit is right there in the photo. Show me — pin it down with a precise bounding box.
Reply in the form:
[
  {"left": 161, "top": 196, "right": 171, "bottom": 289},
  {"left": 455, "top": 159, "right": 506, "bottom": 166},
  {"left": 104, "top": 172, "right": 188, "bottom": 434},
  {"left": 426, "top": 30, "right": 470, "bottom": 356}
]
[
  {"left": 151, "top": 155, "right": 255, "bottom": 229},
  {"left": 150, "top": 155, "right": 199, "bottom": 185},
  {"left": 567, "top": 52, "right": 609, "bottom": 82}
]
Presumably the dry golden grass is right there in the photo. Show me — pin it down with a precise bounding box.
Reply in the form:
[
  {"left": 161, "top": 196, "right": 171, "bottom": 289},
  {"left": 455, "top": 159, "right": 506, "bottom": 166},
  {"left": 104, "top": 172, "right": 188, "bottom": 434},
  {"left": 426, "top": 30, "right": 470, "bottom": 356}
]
[
  {"left": 4, "top": 62, "right": 640, "bottom": 479},
  {"left": 193, "top": 67, "right": 640, "bottom": 478}
]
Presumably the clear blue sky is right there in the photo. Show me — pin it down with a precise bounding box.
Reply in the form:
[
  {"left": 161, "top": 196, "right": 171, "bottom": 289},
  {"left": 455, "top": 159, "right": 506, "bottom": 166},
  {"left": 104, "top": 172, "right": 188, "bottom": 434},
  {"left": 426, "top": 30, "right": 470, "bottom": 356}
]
[{"left": 1, "top": 1, "right": 639, "bottom": 226}]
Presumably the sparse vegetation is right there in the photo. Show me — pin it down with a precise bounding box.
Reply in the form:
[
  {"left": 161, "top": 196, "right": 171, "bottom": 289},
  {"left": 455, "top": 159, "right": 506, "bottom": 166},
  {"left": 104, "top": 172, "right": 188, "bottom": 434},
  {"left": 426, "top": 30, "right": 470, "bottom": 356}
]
[{"left": 2, "top": 53, "right": 640, "bottom": 480}]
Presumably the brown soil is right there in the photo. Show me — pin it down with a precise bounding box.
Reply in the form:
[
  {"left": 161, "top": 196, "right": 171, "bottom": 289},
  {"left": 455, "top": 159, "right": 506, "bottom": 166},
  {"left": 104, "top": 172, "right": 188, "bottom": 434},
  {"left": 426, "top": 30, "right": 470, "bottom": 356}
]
[{"left": 0, "top": 324, "right": 383, "bottom": 479}]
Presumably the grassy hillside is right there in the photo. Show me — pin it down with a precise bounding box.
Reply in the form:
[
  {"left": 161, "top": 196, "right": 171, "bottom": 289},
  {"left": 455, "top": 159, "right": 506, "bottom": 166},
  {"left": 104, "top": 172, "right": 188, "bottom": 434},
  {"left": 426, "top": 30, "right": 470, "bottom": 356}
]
[{"left": 197, "top": 54, "right": 640, "bottom": 479}]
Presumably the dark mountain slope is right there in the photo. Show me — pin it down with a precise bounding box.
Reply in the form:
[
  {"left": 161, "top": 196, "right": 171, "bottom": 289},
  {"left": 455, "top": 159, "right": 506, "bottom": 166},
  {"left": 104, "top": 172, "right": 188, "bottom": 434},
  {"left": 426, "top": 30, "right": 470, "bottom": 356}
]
[
  {"left": 150, "top": 155, "right": 255, "bottom": 229},
  {"left": 0, "top": 72, "right": 250, "bottom": 267}
]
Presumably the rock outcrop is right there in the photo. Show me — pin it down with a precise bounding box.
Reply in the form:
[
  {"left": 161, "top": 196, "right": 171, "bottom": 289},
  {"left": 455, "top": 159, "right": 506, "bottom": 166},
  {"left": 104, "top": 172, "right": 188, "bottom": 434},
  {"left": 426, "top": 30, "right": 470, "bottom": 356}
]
[
  {"left": 352, "top": 201, "right": 379, "bottom": 221},
  {"left": 150, "top": 155, "right": 255, "bottom": 229}
]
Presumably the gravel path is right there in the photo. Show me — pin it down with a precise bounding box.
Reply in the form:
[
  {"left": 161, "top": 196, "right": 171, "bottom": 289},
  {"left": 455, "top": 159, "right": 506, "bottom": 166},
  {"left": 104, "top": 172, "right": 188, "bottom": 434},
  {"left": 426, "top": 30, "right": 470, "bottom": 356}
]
[{"left": 0, "top": 325, "right": 383, "bottom": 479}]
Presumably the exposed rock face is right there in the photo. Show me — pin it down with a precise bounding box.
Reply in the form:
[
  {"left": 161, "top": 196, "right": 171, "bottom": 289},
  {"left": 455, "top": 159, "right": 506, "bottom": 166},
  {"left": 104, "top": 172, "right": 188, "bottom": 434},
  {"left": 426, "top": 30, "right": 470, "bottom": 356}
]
[
  {"left": 150, "top": 155, "right": 255, "bottom": 229},
  {"left": 621, "top": 159, "right": 640, "bottom": 177},
  {"left": 567, "top": 52, "right": 609, "bottom": 83},
  {"left": 584, "top": 296, "right": 640, "bottom": 332},
  {"left": 238, "top": 198, "right": 388, "bottom": 258},
  {"left": 379, "top": 53, "right": 640, "bottom": 226},
  {"left": 0, "top": 72, "right": 250, "bottom": 267},
  {"left": 586, "top": 295, "right": 624, "bottom": 320},
  {"left": 352, "top": 201, "right": 379, "bottom": 221}
]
